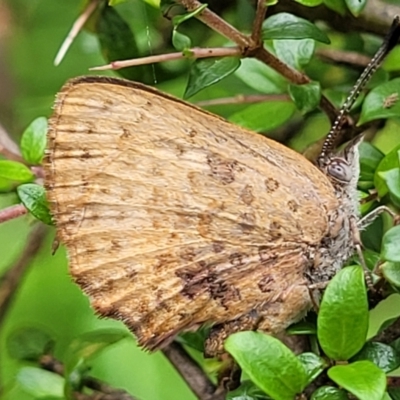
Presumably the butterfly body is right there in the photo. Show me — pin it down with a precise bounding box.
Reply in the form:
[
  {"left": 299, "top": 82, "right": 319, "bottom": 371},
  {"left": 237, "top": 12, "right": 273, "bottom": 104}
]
[{"left": 45, "top": 76, "right": 360, "bottom": 355}]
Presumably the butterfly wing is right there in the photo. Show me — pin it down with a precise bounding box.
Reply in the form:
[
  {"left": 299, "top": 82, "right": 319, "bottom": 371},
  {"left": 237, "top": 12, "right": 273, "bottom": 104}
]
[{"left": 45, "top": 76, "right": 338, "bottom": 349}]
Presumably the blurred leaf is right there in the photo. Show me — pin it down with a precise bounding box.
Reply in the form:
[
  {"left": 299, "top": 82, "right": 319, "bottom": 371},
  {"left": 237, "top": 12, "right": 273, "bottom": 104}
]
[
  {"left": 382, "top": 225, "right": 400, "bottom": 262},
  {"left": 274, "top": 39, "right": 315, "bottom": 70},
  {"left": 225, "top": 332, "right": 307, "bottom": 400},
  {"left": 297, "top": 352, "right": 325, "bottom": 385},
  {"left": 287, "top": 321, "right": 317, "bottom": 335},
  {"left": 109, "top": 0, "right": 130, "bottom": 4},
  {"left": 288, "top": 81, "right": 320, "bottom": 113},
  {"left": 95, "top": 5, "right": 142, "bottom": 80},
  {"left": 226, "top": 380, "right": 270, "bottom": 400},
  {"left": 17, "top": 183, "right": 53, "bottom": 225},
  {"left": 358, "top": 78, "right": 400, "bottom": 125},
  {"left": 323, "top": 0, "right": 347, "bottom": 15},
  {"left": 184, "top": 57, "right": 241, "bottom": 99},
  {"left": 352, "top": 342, "right": 400, "bottom": 373},
  {"left": 318, "top": 266, "right": 368, "bottom": 360},
  {"left": 374, "top": 145, "right": 400, "bottom": 198},
  {"left": 177, "top": 328, "right": 209, "bottom": 353},
  {"left": 172, "top": 30, "right": 191, "bottom": 50},
  {"left": 295, "top": 0, "right": 323, "bottom": 5},
  {"left": 17, "top": 367, "right": 64, "bottom": 399},
  {"left": 381, "top": 262, "right": 400, "bottom": 287},
  {"left": 311, "top": 386, "right": 349, "bottom": 399},
  {"left": 20, "top": 117, "right": 47, "bottom": 165},
  {"left": 229, "top": 101, "right": 295, "bottom": 132},
  {"left": 383, "top": 46, "right": 400, "bottom": 72},
  {"left": 389, "top": 388, "right": 400, "bottom": 400},
  {"left": 0, "top": 176, "right": 14, "bottom": 192},
  {"left": 262, "top": 13, "right": 330, "bottom": 43},
  {"left": 328, "top": 361, "right": 386, "bottom": 400},
  {"left": 235, "top": 58, "right": 286, "bottom": 94},
  {"left": 378, "top": 168, "right": 400, "bottom": 207},
  {"left": 0, "top": 160, "right": 34, "bottom": 183},
  {"left": 345, "top": 0, "right": 367, "bottom": 16},
  {"left": 7, "top": 327, "right": 54, "bottom": 361}
]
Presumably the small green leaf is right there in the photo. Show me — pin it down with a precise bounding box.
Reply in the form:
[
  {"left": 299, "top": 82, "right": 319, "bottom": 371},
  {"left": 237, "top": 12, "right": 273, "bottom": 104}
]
[
  {"left": 381, "top": 262, "right": 400, "bottom": 287},
  {"left": 358, "top": 78, "right": 400, "bottom": 125},
  {"left": 262, "top": 13, "right": 330, "bottom": 44},
  {"left": 297, "top": 352, "right": 326, "bottom": 385},
  {"left": 184, "top": 57, "right": 241, "bottom": 99},
  {"left": 0, "top": 160, "right": 34, "bottom": 182},
  {"left": 328, "top": 361, "right": 386, "bottom": 400},
  {"left": 20, "top": 117, "right": 47, "bottom": 165},
  {"left": 317, "top": 266, "right": 368, "bottom": 360},
  {"left": 177, "top": 327, "right": 209, "bottom": 353},
  {"left": 378, "top": 168, "right": 400, "bottom": 207},
  {"left": 383, "top": 46, "right": 400, "bottom": 72},
  {"left": 17, "top": 183, "right": 53, "bottom": 225},
  {"left": 226, "top": 380, "right": 270, "bottom": 400},
  {"left": 225, "top": 331, "right": 308, "bottom": 400},
  {"left": 288, "top": 82, "right": 321, "bottom": 114},
  {"left": 172, "top": 29, "right": 191, "bottom": 50},
  {"left": 311, "top": 386, "right": 349, "bottom": 400},
  {"left": 345, "top": 0, "right": 367, "bottom": 16},
  {"left": 351, "top": 342, "right": 400, "bottom": 373},
  {"left": 229, "top": 102, "right": 295, "bottom": 132},
  {"left": 17, "top": 367, "right": 64, "bottom": 398},
  {"left": 382, "top": 225, "right": 400, "bottom": 262},
  {"left": 7, "top": 327, "right": 54, "bottom": 361},
  {"left": 374, "top": 145, "right": 400, "bottom": 198},
  {"left": 295, "top": 0, "right": 323, "bottom": 5},
  {"left": 172, "top": 3, "right": 207, "bottom": 27},
  {"left": 389, "top": 388, "right": 400, "bottom": 400},
  {"left": 274, "top": 39, "right": 315, "bottom": 70},
  {"left": 287, "top": 321, "right": 317, "bottom": 335}
]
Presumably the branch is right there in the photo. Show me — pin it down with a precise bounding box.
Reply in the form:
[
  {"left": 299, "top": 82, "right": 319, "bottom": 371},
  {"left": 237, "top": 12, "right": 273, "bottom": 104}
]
[
  {"left": 251, "top": 0, "right": 268, "bottom": 45},
  {"left": 90, "top": 47, "right": 241, "bottom": 71},
  {"left": 0, "top": 204, "right": 27, "bottom": 224},
  {"left": 163, "top": 342, "right": 225, "bottom": 400},
  {"left": 0, "top": 224, "right": 47, "bottom": 326},
  {"left": 316, "top": 48, "right": 371, "bottom": 68}
]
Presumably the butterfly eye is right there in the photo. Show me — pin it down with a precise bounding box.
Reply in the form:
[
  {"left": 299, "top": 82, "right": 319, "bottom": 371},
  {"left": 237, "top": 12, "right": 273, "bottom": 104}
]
[{"left": 327, "top": 159, "right": 352, "bottom": 183}]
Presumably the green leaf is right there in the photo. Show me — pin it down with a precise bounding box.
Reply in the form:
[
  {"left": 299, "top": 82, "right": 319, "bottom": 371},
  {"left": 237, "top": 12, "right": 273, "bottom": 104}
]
[
  {"left": 374, "top": 145, "right": 400, "bottom": 198},
  {"left": 288, "top": 82, "right": 321, "bottom": 114},
  {"left": 235, "top": 58, "right": 286, "bottom": 94},
  {"left": 229, "top": 102, "right": 295, "bottom": 132},
  {"left": 383, "top": 46, "right": 400, "bottom": 72},
  {"left": 286, "top": 321, "right": 317, "bottom": 335},
  {"left": 17, "top": 183, "right": 53, "bottom": 225},
  {"left": 389, "top": 388, "right": 400, "bottom": 400},
  {"left": 172, "top": 3, "right": 207, "bottom": 27},
  {"left": 359, "top": 141, "right": 384, "bottom": 183},
  {"left": 95, "top": 5, "right": 143, "bottom": 81},
  {"left": 184, "top": 57, "right": 241, "bottom": 99},
  {"left": 262, "top": 13, "right": 330, "bottom": 44},
  {"left": 20, "top": 117, "right": 47, "bottom": 165},
  {"left": 378, "top": 168, "right": 400, "bottom": 207},
  {"left": 17, "top": 367, "right": 64, "bottom": 399},
  {"left": 177, "top": 327, "right": 209, "bottom": 353},
  {"left": 7, "top": 327, "right": 54, "bottom": 361},
  {"left": 351, "top": 342, "right": 400, "bottom": 373},
  {"left": 382, "top": 225, "right": 400, "bottom": 262},
  {"left": 358, "top": 78, "right": 400, "bottom": 125},
  {"left": 345, "top": 0, "right": 367, "bottom": 16},
  {"left": 226, "top": 380, "right": 270, "bottom": 400},
  {"left": 328, "top": 361, "right": 386, "bottom": 400},
  {"left": 0, "top": 160, "right": 34, "bottom": 182},
  {"left": 381, "top": 262, "right": 400, "bottom": 287},
  {"left": 172, "top": 29, "right": 191, "bottom": 50},
  {"left": 311, "top": 386, "right": 349, "bottom": 400},
  {"left": 317, "top": 266, "right": 368, "bottom": 360},
  {"left": 274, "top": 39, "right": 315, "bottom": 70},
  {"left": 297, "top": 352, "right": 326, "bottom": 385},
  {"left": 225, "top": 331, "right": 308, "bottom": 400}
]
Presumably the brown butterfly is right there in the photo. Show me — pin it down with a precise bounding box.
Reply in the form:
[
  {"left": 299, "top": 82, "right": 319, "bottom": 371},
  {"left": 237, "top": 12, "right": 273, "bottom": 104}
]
[{"left": 44, "top": 18, "right": 400, "bottom": 357}]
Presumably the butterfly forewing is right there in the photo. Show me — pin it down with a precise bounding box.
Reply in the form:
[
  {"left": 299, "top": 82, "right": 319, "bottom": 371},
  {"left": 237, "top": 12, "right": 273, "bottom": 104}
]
[{"left": 45, "top": 76, "right": 338, "bottom": 350}]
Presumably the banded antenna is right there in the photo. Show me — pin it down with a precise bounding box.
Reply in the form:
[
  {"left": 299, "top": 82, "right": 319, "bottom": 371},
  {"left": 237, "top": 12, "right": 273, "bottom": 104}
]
[{"left": 318, "top": 16, "right": 400, "bottom": 165}]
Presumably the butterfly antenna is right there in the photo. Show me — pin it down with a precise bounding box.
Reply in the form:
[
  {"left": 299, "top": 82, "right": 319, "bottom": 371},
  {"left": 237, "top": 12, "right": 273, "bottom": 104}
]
[{"left": 318, "top": 16, "right": 400, "bottom": 164}]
